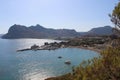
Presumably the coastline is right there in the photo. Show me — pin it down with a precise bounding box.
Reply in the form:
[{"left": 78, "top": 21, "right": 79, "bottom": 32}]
[
  {"left": 68, "top": 46, "right": 101, "bottom": 53},
  {"left": 45, "top": 46, "right": 101, "bottom": 80},
  {"left": 16, "top": 40, "right": 103, "bottom": 80}
]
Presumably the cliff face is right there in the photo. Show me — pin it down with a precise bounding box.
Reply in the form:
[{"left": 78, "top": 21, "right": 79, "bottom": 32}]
[{"left": 2, "top": 24, "right": 113, "bottom": 39}]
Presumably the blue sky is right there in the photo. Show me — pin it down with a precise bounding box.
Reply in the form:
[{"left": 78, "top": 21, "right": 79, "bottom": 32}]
[{"left": 0, "top": 0, "right": 119, "bottom": 34}]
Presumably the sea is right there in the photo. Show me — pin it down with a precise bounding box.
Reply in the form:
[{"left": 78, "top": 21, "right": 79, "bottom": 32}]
[{"left": 0, "top": 38, "right": 99, "bottom": 80}]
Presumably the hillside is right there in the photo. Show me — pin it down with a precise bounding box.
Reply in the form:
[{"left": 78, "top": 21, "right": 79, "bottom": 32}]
[
  {"left": 87, "top": 26, "right": 113, "bottom": 36},
  {"left": 2, "top": 24, "right": 113, "bottom": 39},
  {"left": 2, "top": 24, "right": 79, "bottom": 39}
]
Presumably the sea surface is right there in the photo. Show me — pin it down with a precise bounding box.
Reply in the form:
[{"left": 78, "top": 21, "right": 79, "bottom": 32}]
[{"left": 0, "top": 38, "right": 99, "bottom": 80}]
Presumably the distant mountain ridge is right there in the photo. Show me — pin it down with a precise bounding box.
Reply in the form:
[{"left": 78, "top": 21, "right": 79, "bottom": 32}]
[
  {"left": 2, "top": 24, "right": 113, "bottom": 39},
  {"left": 2, "top": 24, "right": 79, "bottom": 39},
  {"left": 87, "top": 26, "right": 113, "bottom": 36}
]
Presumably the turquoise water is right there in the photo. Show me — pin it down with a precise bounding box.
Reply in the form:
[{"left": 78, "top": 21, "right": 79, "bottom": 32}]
[{"left": 0, "top": 38, "right": 99, "bottom": 80}]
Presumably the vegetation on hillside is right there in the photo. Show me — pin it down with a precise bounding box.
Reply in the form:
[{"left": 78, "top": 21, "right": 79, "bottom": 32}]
[
  {"left": 46, "top": 1, "right": 120, "bottom": 80},
  {"left": 67, "top": 37, "right": 109, "bottom": 46}
]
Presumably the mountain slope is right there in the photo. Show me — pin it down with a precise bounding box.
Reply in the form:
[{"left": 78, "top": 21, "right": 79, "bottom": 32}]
[
  {"left": 2, "top": 24, "right": 47, "bottom": 39},
  {"left": 2, "top": 24, "right": 79, "bottom": 39},
  {"left": 2, "top": 25, "right": 113, "bottom": 39},
  {"left": 87, "top": 26, "right": 113, "bottom": 36}
]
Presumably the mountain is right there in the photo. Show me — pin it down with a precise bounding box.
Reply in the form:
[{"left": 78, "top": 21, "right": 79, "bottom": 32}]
[
  {"left": 2, "top": 24, "right": 113, "bottom": 39},
  {"left": 2, "top": 24, "right": 79, "bottom": 39},
  {"left": 79, "top": 26, "right": 113, "bottom": 36},
  {"left": 2, "top": 24, "right": 46, "bottom": 39},
  {"left": 29, "top": 24, "right": 79, "bottom": 38},
  {"left": 87, "top": 26, "right": 113, "bottom": 36},
  {"left": 0, "top": 34, "right": 4, "bottom": 38}
]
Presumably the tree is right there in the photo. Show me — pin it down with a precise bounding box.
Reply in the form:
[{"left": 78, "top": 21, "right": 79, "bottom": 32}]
[{"left": 109, "top": 1, "right": 120, "bottom": 35}]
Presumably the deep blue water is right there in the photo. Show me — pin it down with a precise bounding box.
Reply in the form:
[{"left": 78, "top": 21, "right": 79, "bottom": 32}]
[{"left": 0, "top": 38, "right": 99, "bottom": 80}]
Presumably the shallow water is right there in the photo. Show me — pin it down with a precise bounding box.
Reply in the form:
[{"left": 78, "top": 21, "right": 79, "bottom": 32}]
[{"left": 0, "top": 38, "right": 99, "bottom": 80}]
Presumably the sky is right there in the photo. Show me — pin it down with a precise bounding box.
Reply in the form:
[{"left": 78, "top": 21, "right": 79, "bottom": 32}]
[{"left": 0, "top": 0, "right": 119, "bottom": 34}]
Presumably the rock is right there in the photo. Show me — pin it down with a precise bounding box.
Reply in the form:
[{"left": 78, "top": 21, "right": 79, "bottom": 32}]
[
  {"left": 31, "top": 44, "right": 39, "bottom": 49},
  {"left": 65, "top": 61, "right": 71, "bottom": 65},
  {"left": 58, "top": 56, "right": 62, "bottom": 59}
]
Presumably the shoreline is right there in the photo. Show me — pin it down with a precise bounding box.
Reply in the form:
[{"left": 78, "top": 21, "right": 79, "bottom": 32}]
[
  {"left": 16, "top": 41, "right": 102, "bottom": 80},
  {"left": 68, "top": 46, "right": 101, "bottom": 53},
  {"left": 17, "top": 45, "right": 101, "bottom": 53},
  {"left": 45, "top": 46, "right": 102, "bottom": 80}
]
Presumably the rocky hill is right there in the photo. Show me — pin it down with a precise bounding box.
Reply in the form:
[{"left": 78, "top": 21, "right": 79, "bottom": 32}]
[
  {"left": 2, "top": 24, "right": 113, "bottom": 39},
  {"left": 87, "top": 26, "right": 113, "bottom": 36},
  {"left": 2, "top": 24, "right": 79, "bottom": 39}
]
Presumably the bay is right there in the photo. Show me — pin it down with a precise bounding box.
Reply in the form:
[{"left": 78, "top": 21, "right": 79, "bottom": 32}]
[{"left": 0, "top": 38, "right": 99, "bottom": 80}]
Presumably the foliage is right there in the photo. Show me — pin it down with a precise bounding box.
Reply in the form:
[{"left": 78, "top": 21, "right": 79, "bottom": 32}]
[
  {"left": 110, "top": 1, "right": 120, "bottom": 35},
  {"left": 67, "top": 37, "right": 108, "bottom": 47}
]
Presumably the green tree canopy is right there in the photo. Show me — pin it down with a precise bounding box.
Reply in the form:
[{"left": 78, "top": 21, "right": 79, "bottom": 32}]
[{"left": 110, "top": 1, "right": 120, "bottom": 35}]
